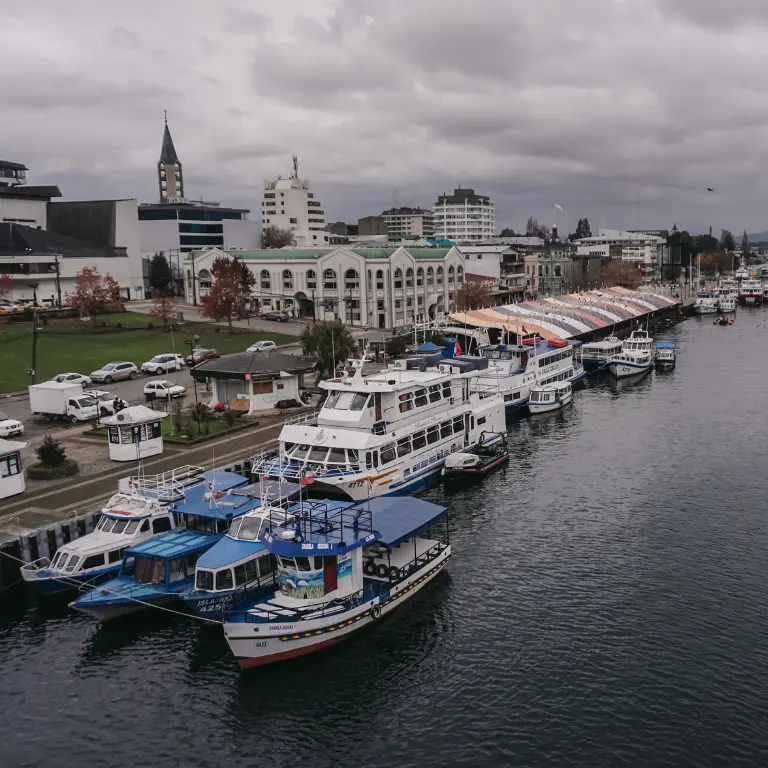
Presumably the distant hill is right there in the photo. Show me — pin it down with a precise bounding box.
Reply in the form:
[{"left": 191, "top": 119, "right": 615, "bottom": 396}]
[{"left": 747, "top": 231, "right": 768, "bottom": 242}]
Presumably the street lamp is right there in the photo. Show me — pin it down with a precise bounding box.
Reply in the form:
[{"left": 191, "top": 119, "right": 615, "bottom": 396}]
[{"left": 185, "top": 335, "right": 201, "bottom": 427}]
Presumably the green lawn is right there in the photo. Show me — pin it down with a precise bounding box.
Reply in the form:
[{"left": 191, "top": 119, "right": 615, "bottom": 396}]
[{"left": 0, "top": 313, "right": 296, "bottom": 393}]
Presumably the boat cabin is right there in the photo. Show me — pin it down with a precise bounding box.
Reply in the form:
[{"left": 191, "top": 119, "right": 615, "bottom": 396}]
[
  {"left": 529, "top": 381, "right": 571, "bottom": 404},
  {"left": 623, "top": 330, "right": 654, "bottom": 353},
  {"left": 582, "top": 335, "right": 623, "bottom": 366}
]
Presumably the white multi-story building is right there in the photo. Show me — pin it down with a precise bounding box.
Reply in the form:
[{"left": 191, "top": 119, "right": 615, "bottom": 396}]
[
  {"left": 576, "top": 229, "right": 668, "bottom": 273},
  {"left": 381, "top": 207, "right": 435, "bottom": 241},
  {"left": 185, "top": 245, "right": 465, "bottom": 329},
  {"left": 262, "top": 157, "right": 328, "bottom": 247},
  {"left": 433, "top": 187, "right": 495, "bottom": 243}
]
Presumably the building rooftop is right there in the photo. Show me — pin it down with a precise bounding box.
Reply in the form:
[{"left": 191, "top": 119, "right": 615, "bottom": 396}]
[
  {"left": 0, "top": 223, "right": 127, "bottom": 259},
  {"left": 435, "top": 187, "right": 491, "bottom": 206},
  {"left": 0, "top": 160, "right": 28, "bottom": 171},
  {"left": 190, "top": 350, "right": 317, "bottom": 381},
  {"left": 186, "top": 246, "right": 454, "bottom": 262},
  {"left": 381, "top": 207, "right": 432, "bottom": 216},
  {"left": 0, "top": 185, "right": 61, "bottom": 200}
]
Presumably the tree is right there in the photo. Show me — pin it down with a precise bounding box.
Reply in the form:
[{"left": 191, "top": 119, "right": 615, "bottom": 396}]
[
  {"left": 148, "top": 253, "right": 173, "bottom": 294},
  {"left": 742, "top": 230, "right": 750, "bottom": 258},
  {"left": 200, "top": 256, "right": 256, "bottom": 329},
  {"left": 525, "top": 217, "right": 546, "bottom": 238},
  {"left": 300, "top": 320, "right": 357, "bottom": 381},
  {"left": 499, "top": 227, "right": 517, "bottom": 237},
  {"left": 67, "top": 266, "right": 120, "bottom": 326},
  {"left": 0, "top": 273, "right": 13, "bottom": 299},
  {"left": 149, "top": 291, "right": 175, "bottom": 327},
  {"left": 37, "top": 435, "right": 67, "bottom": 468},
  {"left": 602, "top": 260, "right": 643, "bottom": 289},
  {"left": 698, "top": 251, "right": 729, "bottom": 276},
  {"left": 720, "top": 230, "right": 735, "bottom": 252},
  {"left": 456, "top": 278, "right": 494, "bottom": 311},
  {"left": 262, "top": 225, "right": 296, "bottom": 249}
]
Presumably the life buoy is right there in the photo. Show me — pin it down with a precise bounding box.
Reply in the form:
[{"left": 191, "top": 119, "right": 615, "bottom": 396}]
[
  {"left": 363, "top": 559, "right": 377, "bottom": 576},
  {"left": 376, "top": 563, "right": 389, "bottom": 579},
  {"left": 370, "top": 604, "right": 381, "bottom": 620},
  {"left": 388, "top": 565, "right": 400, "bottom": 581}
]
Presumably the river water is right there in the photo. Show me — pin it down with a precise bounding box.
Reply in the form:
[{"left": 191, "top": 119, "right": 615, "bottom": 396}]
[{"left": 2, "top": 310, "right": 768, "bottom": 768}]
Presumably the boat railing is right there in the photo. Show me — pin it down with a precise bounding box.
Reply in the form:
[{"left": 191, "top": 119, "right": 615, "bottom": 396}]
[
  {"left": 378, "top": 540, "right": 449, "bottom": 584},
  {"left": 251, "top": 454, "right": 365, "bottom": 480},
  {"left": 226, "top": 588, "right": 368, "bottom": 624},
  {"left": 20, "top": 557, "right": 51, "bottom": 576},
  {"left": 283, "top": 409, "right": 321, "bottom": 427},
  {"left": 124, "top": 464, "right": 206, "bottom": 500}
]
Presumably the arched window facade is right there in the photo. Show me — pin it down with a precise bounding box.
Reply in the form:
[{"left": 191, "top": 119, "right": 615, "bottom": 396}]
[
  {"left": 416, "top": 267, "right": 424, "bottom": 287},
  {"left": 448, "top": 265, "right": 455, "bottom": 283},
  {"left": 260, "top": 269, "right": 270, "bottom": 291},
  {"left": 554, "top": 265, "right": 562, "bottom": 277},
  {"left": 198, "top": 269, "right": 211, "bottom": 289},
  {"left": 457, "top": 266, "right": 464, "bottom": 283},
  {"left": 405, "top": 268, "right": 414, "bottom": 288},
  {"left": 345, "top": 269, "right": 359, "bottom": 290},
  {"left": 306, "top": 269, "right": 316, "bottom": 289},
  {"left": 427, "top": 267, "right": 434, "bottom": 287},
  {"left": 394, "top": 268, "right": 403, "bottom": 289},
  {"left": 323, "top": 268, "right": 337, "bottom": 290},
  {"left": 367, "top": 270, "right": 372, "bottom": 291},
  {"left": 376, "top": 269, "right": 384, "bottom": 290},
  {"left": 283, "top": 269, "right": 293, "bottom": 290},
  {"left": 436, "top": 266, "right": 444, "bottom": 285}
]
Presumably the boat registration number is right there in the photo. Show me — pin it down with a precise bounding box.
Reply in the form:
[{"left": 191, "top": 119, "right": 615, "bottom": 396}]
[{"left": 253, "top": 641, "right": 268, "bottom": 648}]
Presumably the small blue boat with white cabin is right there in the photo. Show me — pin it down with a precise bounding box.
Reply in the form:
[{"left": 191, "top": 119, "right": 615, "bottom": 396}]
[
  {"left": 70, "top": 470, "right": 250, "bottom": 620},
  {"left": 655, "top": 341, "right": 676, "bottom": 369},
  {"left": 223, "top": 495, "right": 451, "bottom": 668},
  {"left": 18, "top": 464, "right": 212, "bottom": 595},
  {"left": 182, "top": 496, "right": 352, "bottom": 618}
]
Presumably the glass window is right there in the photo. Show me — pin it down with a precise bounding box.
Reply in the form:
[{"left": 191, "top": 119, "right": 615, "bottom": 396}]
[
  {"left": 308, "top": 446, "right": 329, "bottom": 463},
  {"left": 245, "top": 558, "right": 260, "bottom": 582},
  {"left": 347, "top": 449, "right": 359, "bottom": 463},
  {"left": 258, "top": 556, "right": 273, "bottom": 578},
  {"left": 295, "top": 557, "right": 311, "bottom": 571},
  {"left": 440, "top": 421, "right": 452, "bottom": 439},
  {"left": 453, "top": 416, "right": 464, "bottom": 433},
  {"left": 427, "top": 426, "right": 440, "bottom": 444},
  {"left": 324, "top": 391, "right": 341, "bottom": 409},
  {"left": 442, "top": 382, "right": 452, "bottom": 398},
  {"left": 140, "top": 520, "right": 150, "bottom": 533},
  {"left": 412, "top": 431, "right": 426, "bottom": 450},
  {"left": 81, "top": 554, "right": 105, "bottom": 570},
  {"left": 125, "top": 521, "right": 139, "bottom": 535},
  {"left": 414, "top": 389, "right": 428, "bottom": 408},
  {"left": 108, "top": 549, "right": 123, "bottom": 564},
  {"left": 234, "top": 564, "right": 248, "bottom": 586},
  {"left": 328, "top": 448, "right": 346, "bottom": 464},
  {"left": 394, "top": 268, "right": 403, "bottom": 289},
  {"left": 334, "top": 391, "right": 356, "bottom": 410},
  {"left": 152, "top": 517, "right": 172, "bottom": 534},
  {"left": 196, "top": 570, "right": 214, "bottom": 591},
  {"left": 398, "top": 392, "right": 413, "bottom": 413},
  {"left": 397, "top": 437, "right": 412, "bottom": 458},
  {"left": 349, "top": 393, "right": 369, "bottom": 411},
  {"left": 314, "top": 556, "right": 325, "bottom": 570},
  {"left": 323, "top": 269, "right": 337, "bottom": 289},
  {"left": 65, "top": 556, "right": 80, "bottom": 572},
  {"left": 428, "top": 384, "right": 441, "bottom": 403},
  {"left": 235, "top": 517, "right": 263, "bottom": 541},
  {"left": 381, "top": 444, "right": 396, "bottom": 464},
  {"left": 215, "top": 569, "right": 234, "bottom": 590}
]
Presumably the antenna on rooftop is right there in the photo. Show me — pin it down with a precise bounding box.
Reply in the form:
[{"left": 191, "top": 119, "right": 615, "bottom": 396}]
[{"left": 292, "top": 155, "right": 299, "bottom": 179}]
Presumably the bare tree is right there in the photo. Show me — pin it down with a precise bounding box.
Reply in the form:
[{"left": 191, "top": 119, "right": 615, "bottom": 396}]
[{"left": 262, "top": 226, "right": 296, "bottom": 249}]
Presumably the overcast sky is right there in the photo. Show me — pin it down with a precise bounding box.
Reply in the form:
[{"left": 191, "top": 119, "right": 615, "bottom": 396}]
[{"left": 4, "top": 0, "right": 768, "bottom": 236}]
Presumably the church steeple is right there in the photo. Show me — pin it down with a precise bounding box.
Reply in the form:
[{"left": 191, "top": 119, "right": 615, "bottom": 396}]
[{"left": 158, "top": 113, "right": 184, "bottom": 202}]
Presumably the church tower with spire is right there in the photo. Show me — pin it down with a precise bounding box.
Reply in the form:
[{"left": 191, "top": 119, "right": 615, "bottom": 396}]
[{"left": 158, "top": 114, "right": 184, "bottom": 202}]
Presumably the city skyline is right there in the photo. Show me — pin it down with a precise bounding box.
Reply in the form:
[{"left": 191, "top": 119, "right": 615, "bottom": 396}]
[{"left": 3, "top": 0, "right": 768, "bottom": 236}]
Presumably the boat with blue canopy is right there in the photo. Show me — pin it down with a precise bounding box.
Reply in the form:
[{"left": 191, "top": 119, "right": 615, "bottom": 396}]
[
  {"left": 655, "top": 341, "right": 676, "bottom": 369},
  {"left": 69, "top": 470, "right": 251, "bottom": 620},
  {"left": 223, "top": 495, "right": 451, "bottom": 668}
]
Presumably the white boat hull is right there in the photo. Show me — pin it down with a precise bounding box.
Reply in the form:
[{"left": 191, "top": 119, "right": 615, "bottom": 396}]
[
  {"left": 224, "top": 548, "right": 451, "bottom": 667},
  {"left": 608, "top": 362, "right": 653, "bottom": 378}
]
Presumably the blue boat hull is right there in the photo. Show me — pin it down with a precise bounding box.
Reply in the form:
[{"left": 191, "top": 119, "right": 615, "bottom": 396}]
[{"left": 24, "top": 565, "right": 120, "bottom": 596}]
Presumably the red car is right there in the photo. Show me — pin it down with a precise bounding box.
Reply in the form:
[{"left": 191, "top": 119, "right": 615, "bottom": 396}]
[{"left": 184, "top": 348, "right": 220, "bottom": 366}]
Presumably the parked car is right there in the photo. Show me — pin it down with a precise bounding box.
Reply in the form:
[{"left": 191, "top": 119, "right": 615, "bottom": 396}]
[
  {"left": 53, "top": 372, "right": 92, "bottom": 389},
  {"left": 184, "top": 348, "right": 220, "bottom": 366},
  {"left": 90, "top": 361, "right": 139, "bottom": 384},
  {"left": 246, "top": 340, "right": 277, "bottom": 353},
  {"left": 84, "top": 390, "right": 128, "bottom": 417},
  {"left": 140, "top": 353, "right": 185, "bottom": 375},
  {"left": 144, "top": 380, "right": 186, "bottom": 400},
  {"left": 0, "top": 411, "right": 24, "bottom": 438},
  {"left": 261, "top": 309, "right": 289, "bottom": 322}
]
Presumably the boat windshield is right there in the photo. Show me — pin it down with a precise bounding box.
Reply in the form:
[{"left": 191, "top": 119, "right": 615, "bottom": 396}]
[{"left": 231, "top": 516, "right": 264, "bottom": 541}]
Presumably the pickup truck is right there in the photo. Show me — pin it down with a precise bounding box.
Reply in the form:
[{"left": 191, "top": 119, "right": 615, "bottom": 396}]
[{"left": 29, "top": 381, "right": 99, "bottom": 424}]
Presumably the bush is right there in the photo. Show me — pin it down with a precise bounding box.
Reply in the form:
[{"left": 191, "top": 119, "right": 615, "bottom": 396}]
[
  {"left": 185, "top": 418, "right": 198, "bottom": 439},
  {"left": 223, "top": 409, "right": 236, "bottom": 427},
  {"left": 36, "top": 435, "right": 67, "bottom": 468},
  {"left": 147, "top": 322, "right": 154, "bottom": 330}
]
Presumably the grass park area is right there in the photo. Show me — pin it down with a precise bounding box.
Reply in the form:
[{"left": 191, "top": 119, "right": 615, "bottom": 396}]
[{"left": 0, "top": 312, "right": 297, "bottom": 393}]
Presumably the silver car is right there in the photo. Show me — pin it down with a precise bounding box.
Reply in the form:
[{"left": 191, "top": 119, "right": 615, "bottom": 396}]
[{"left": 90, "top": 361, "right": 139, "bottom": 384}]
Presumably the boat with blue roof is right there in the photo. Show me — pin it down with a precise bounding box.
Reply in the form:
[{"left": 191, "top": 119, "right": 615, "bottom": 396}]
[
  {"left": 70, "top": 469, "right": 250, "bottom": 620},
  {"left": 18, "top": 465, "right": 208, "bottom": 595},
  {"left": 223, "top": 495, "right": 451, "bottom": 667},
  {"left": 655, "top": 342, "right": 676, "bottom": 369}
]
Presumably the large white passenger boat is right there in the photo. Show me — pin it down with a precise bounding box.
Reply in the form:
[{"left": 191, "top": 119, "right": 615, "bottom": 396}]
[
  {"left": 251, "top": 359, "right": 506, "bottom": 501},
  {"left": 581, "top": 335, "right": 623, "bottom": 370},
  {"left": 470, "top": 337, "right": 584, "bottom": 412},
  {"left": 605, "top": 330, "right": 654, "bottom": 378}
]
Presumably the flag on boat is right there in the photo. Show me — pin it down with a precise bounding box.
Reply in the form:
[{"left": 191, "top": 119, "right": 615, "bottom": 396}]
[
  {"left": 301, "top": 474, "right": 316, "bottom": 486},
  {"left": 454, "top": 340, "right": 462, "bottom": 356},
  {"left": 521, "top": 325, "right": 529, "bottom": 334}
]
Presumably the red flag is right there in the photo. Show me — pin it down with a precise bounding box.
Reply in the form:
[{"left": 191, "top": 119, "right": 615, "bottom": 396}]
[
  {"left": 454, "top": 340, "right": 462, "bottom": 356},
  {"left": 301, "top": 474, "right": 315, "bottom": 486},
  {"left": 521, "top": 325, "right": 529, "bottom": 334}
]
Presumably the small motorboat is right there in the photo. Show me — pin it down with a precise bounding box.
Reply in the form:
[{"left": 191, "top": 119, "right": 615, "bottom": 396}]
[
  {"left": 713, "top": 316, "right": 734, "bottom": 326},
  {"left": 442, "top": 432, "right": 509, "bottom": 479},
  {"left": 655, "top": 342, "right": 676, "bottom": 369},
  {"left": 528, "top": 381, "right": 573, "bottom": 413}
]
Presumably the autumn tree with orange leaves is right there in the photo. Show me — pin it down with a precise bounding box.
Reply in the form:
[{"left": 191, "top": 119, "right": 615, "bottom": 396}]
[
  {"left": 200, "top": 256, "right": 256, "bottom": 329},
  {"left": 67, "top": 266, "right": 120, "bottom": 326},
  {"left": 0, "top": 273, "right": 13, "bottom": 299}
]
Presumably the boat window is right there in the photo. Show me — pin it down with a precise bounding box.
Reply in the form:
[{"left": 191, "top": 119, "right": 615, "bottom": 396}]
[
  {"left": 196, "top": 569, "right": 214, "bottom": 591},
  {"left": 234, "top": 564, "right": 248, "bottom": 586},
  {"left": 328, "top": 448, "right": 346, "bottom": 464},
  {"left": 347, "top": 449, "right": 359, "bottom": 463},
  {"left": 530, "top": 392, "right": 539, "bottom": 402},
  {"left": 108, "top": 549, "right": 123, "bottom": 564},
  {"left": 100, "top": 518, "right": 115, "bottom": 533},
  {"left": 65, "top": 556, "right": 80, "bottom": 572},
  {"left": 151, "top": 558, "right": 165, "bottom": 583},
  {"left": 228, "top": 518, "right": 242, "bottom": 538},
  {"left": 111, "top": 519, "right": 128, "bottom": 534},
  {"left": 428, "top": 385, "right": 441, "bottom": 403},
  {"left": 365, "top": 451, "right": 373, "bottom": 470},
  {"left": 397, "top": 437, "right": 412, "bottom": 458},
  {"left": 349, "top": 393, "right": 369, "bottom": 411},
  {"left": 414, "top": 389, "right": 428, "bottom": 408},
  {"left": 442, "top": 382, "right": 452, "bottom": 398},
  {"left": 334, "top": 391, "right": 357, "bottom": 410},
  {"left": 236, "top": 517, "right": 263, "bottom": 541},
  {"left": 314, "top": 556, "right": 325, "bottom": 570},
  {"left": 95, "top": 516, "right": 106, "bottom": 531},
  {"left": 513, "top": 391, "right": 521, "bottom": 400},
  {"left": 140, "top": 520, "right": 150, "bottom": 533},
  {"left": 453, "top": 416, "right": 464, "bottom": 434},
  {"left": 215, "top": 568, "right": 234, "bottom": 590},
  {"left": 381, "top": 444, "right": 396, "bottom": 464},
  {"left": 152, "top": 517, "right": 172, "bottom": 534},
  {"left": 279, "top": 556, "right": 296, "bottom": 569},
  {"left": 284, "top": 442, "right": 295, "bottom": 454},
  {"left": 246, "top": 558, "right": 260, "bottom": 582},
  {"left": 440, "top": 421, "right": 452, "bottom": 439},
  {"left": 291, "top": 444, "right": 310, "bottom": 460},
  {"left": 427, "top": 425, "right": 440, "bottom": 444},
  {"left": 324, "top": 391, "right": 341, "bottom": 409},
  {"left": 412, "top": 431, "right": 426, "bottom": 450},
  {"left": 295, "top": 557, "right": 312, "bottom": 571},
  {"left": 134, "top": 556, "right": 151, "bottom": 582},
  {"left": 259, "top": 556, "right": 274, "bottom": 578},
  {"left": 122, "top": 556, "right": 135, "bottom": 576},
  {"left": 124, "top": 520, "right": 139, "bottom": 535},
  {"left": 81, "top": 554, "right": 105, "bottom": 570},
  {"left": 308, "top": 446, "right": 329, "bottom": 463},
  {"left": 398, "top": 392, "right": 414, "bottom": 413}
]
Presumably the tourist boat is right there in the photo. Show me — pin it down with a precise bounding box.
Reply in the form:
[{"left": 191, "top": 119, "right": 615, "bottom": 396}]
[
  {"left": 441, "top": 432, "right": 508, "bottom": 479},
  {"left": 622, "top": 329, "right": 655, "bottom": 358},
  {"left": 222, "top": 495, "right": 451, "bottom": 668},
  {"left": 739, "top": 280, "right": 763, "bottom": 306},
  {"left": 18, "top": 464, "right": 211, "bottom": 595},
  {"left": 70, "top": 470, "right": 252, "bottom": 620},
  {"left": 250, "top": 358, "right": 506, "bottom": 501},
  {"left": 605, "top": 349, "right": 653, "bottom": 378},
  {"left": 718, "top": 295, "right": 737, "bottom": 313},
  {"left": 528, "top": 381, "right": 573, "bottom": 414},
  {"left": 655, "top": 342, "right": 676, "bottom": 369},
  {"left": 581, "top": 335, "right": 623, "bottom": 370},
  {"left": 694, "top": 291, "right": 719, "bottom": 314},
  {"left": 470, "top": 335, "right": 585, "bottom": 412}
]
